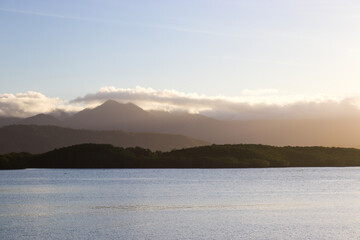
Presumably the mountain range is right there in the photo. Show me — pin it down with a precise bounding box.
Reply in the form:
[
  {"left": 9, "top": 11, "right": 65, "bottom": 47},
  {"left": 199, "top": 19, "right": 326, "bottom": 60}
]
[{"left": 1, "top": 99, "right": 360, "bottom": 149}]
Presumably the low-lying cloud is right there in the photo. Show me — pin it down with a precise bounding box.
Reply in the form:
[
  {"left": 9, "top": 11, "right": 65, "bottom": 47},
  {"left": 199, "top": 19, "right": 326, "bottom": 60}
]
[
  {"left": 2, "top": 87, "right": 360, "bottom": 120},
  {"left": 0, "top": 91, "right": 81, "bottom": 118},
  {"left": 72, "top": 86, "right": 360, "bottom": 120}
]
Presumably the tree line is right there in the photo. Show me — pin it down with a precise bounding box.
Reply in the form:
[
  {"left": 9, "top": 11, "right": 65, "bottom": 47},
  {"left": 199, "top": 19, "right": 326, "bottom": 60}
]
[{"left": 2, "top": 143, "right": 360, "bottom": 169}]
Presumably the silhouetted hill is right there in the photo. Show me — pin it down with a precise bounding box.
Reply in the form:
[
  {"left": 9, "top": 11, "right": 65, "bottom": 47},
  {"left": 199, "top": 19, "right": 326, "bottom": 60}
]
[
  {"left": 0, "top": 125, "right": 208, "bottom": 154},
  {"left": 3, "top": 143, "right": 360, "bottom": 169},
  {"left": 0, "top": 117, "right": 21, "bottom": 127},
  {"left": 19, "top": 114, "right": 61, "bottom": 126},
  {"left": 163, "top": 144, "right": 360, "bottom": 167},
  {"left": 49, "top": 109, "right": 73, "bottom": 120}
]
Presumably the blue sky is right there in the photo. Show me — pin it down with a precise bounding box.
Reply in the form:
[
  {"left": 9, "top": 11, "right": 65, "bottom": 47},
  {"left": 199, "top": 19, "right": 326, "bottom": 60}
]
[{"left": 1, "top": 0, "right": 360, "bottom": 118}]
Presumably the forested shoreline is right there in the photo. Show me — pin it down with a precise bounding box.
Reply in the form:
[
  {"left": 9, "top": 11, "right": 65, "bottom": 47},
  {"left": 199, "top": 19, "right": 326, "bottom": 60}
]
[{"left": 2, "top": 143, "right": 360, "bottom": 169}]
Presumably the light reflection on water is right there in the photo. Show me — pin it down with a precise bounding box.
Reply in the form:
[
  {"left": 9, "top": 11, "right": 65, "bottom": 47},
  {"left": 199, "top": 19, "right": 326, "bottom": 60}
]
[
  {"left": 91, "top": 203, "right": 311, "bottom": 211},
  {"left": 1, "top": 168, "right": 360, "bottom": 239}
]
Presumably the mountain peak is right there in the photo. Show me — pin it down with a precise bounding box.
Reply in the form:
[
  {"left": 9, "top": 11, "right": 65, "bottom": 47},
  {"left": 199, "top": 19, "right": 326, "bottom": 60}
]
[
  {"left": 101, "top": 99, "right": 120, "bottom": 106},
  {"left": 96, "top": 100, "right": 145, "bottom": 112},
  {"left": 66, "top": 100, "right": 150, "bottom": 130}
]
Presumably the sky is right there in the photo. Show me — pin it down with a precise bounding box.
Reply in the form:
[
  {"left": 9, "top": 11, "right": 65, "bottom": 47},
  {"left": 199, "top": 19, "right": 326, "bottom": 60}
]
[{"left": 1, "top": 0, "right": 360, "bottom": 119}]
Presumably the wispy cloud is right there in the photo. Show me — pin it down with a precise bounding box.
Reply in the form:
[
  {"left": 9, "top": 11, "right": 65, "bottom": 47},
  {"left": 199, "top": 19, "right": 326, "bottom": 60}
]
[
  {"left": 0, "top": 8, "right": 108, "bottom": 23},
  {"left": 0, "top": 7, "right": 225, "bottom": 37},
  {"left": 139, "top": 23, "right": 229, "bottom": 37}
]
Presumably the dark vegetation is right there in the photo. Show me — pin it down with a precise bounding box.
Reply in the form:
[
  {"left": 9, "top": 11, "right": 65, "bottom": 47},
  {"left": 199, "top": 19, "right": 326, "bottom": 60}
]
[
  {"left": 2, "top": 143, "right": 360, "bottom": 169},
  {"left": 0, "top": 152, "right": 33, "bottom": 169}
]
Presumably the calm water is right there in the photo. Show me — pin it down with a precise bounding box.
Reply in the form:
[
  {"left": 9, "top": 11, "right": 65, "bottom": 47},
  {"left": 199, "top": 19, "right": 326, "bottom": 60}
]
[{"left": 1, "top": 168, "right": 360, "bottom": 240}]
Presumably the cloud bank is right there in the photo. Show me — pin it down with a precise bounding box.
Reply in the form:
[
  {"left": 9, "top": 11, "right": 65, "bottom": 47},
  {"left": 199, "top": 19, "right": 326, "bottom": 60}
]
[
  {"left": 2, "top": 87, "right": 360, "bottom": 120},
  {"left": 72, "top": 86, "right": 360, "bottom": 120},
  {"left": 0, "top": 91, "right": 81, "bottom": 118}
]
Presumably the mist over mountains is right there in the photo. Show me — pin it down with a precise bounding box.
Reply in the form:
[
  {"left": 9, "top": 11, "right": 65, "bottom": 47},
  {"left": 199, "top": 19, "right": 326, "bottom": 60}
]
[{"left": 2, "top": 99, "right": 360, "bottom": 148}]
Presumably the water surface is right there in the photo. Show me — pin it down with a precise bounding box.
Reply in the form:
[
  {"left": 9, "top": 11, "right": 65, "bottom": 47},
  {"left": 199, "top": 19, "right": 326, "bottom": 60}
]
[{"left": 1, "top": 168, "right": 360, "bottom": 239}]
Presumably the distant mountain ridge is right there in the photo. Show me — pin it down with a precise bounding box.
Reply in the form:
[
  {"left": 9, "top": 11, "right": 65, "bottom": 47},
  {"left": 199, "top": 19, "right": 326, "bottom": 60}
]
[
  {"left": 2, "top": 100, "right": 360, "bottom": 148},
  {"left": 19, "top": 114, "right": 61, "bottom": 126},
  {"left": 0, "top": 125, "right": 208, "bottom": 154},
  {"left": 0, "top": 117, "right": 21, "bottom": 127}
]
